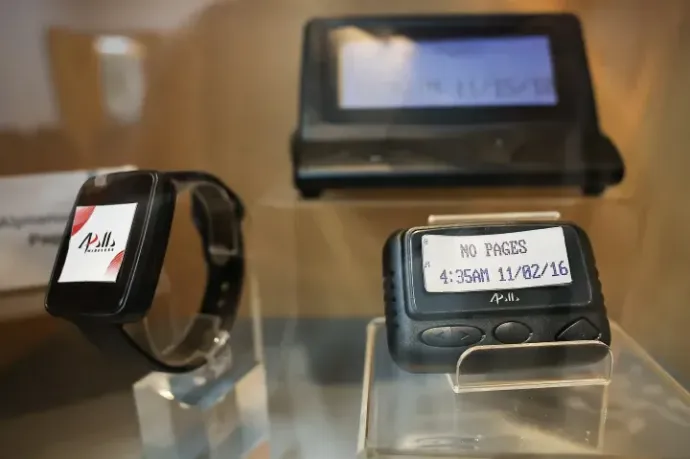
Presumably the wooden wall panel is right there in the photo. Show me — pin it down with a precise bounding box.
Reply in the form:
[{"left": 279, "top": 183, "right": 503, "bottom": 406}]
[
  {"left": 617, "top": 4, "right": 690, "bottom": 383},
  {"left": 568, "top": 0, "right": 684, "bottom": 200},
  {"left": 47, "top": 28, "right": 104, "bottom": 160}
]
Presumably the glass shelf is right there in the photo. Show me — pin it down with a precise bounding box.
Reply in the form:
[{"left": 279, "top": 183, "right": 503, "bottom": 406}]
[{"left": 254, "top": 193, "right": 639, "bottom": 320}]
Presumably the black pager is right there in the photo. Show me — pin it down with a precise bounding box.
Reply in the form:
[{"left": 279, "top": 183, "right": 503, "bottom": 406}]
[
  {"left": 383, "top": 222, "right": 610, "bottom": 373},
  {"left": 293, "top": 14, "right": 625, "bottom": 198}
]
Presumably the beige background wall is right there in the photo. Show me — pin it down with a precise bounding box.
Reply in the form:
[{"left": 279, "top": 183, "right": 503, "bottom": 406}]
[{"left": 0, "top": 0, "right": 689, "bottom": 379}]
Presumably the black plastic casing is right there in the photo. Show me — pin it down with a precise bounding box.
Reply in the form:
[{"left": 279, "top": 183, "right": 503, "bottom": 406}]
[
  {"left": 45, "top": 171, "right": 175, "bottom": 324},
  {"left": 383, "top": 222, "right": 611, "bottom": 373}
]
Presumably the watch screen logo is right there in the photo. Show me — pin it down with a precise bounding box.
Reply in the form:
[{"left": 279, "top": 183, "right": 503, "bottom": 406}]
[{"left": 78, "top": 231, "right": 116, "bottom": 253}]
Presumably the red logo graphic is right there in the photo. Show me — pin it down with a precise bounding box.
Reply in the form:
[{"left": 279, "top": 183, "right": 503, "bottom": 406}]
[
  {"left": 71, "top": 206, "right": 95, "bottom": 235},
  {"left": 106, "top": 250, "right": 125, "bottom": 275}
]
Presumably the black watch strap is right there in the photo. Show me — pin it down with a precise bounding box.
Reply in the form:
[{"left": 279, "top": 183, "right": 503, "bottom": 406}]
[
  {"left": 168, "top": 171, "right": 245, "bottom": 331},
  {"left": 76, "top": 322, "right": 205, "bottom": 373},
  {"left": 79, "top": 171, "right": 244, "bottom": 373}
]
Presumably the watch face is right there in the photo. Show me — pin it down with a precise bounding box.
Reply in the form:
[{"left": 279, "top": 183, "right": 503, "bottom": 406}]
[{"left": 45, "top": 171, "right": 174, "bottom": 319}]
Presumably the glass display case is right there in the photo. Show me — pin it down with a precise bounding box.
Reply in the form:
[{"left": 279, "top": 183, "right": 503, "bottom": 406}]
[
  {"left": 1, "top": 1, "right": 690, "bottom": 459},
  {"left": 253, "top": 194, "right": 690, "bottom": 459}
]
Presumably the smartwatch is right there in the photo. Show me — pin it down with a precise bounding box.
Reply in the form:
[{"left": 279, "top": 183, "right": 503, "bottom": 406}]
[
  {"left": 383, "top": 222, "right": 610, "bottom": 373},
  {"left": 45, "top": 170, "right": 244, "bottom": 373}
]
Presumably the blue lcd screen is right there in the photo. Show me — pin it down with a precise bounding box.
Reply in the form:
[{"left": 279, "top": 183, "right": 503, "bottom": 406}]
[{"left": 338, "top": 35, "right": 558, "bottom": 109}]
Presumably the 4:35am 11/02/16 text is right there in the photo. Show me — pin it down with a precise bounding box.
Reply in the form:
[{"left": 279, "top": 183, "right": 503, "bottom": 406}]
[{"left": 438, "top": 261, "right": 570, "bottom": 285}]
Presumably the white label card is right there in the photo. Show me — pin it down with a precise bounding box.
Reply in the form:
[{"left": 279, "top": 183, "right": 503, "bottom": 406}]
[
  {"left": 421, "top": 227, "right": 572, "bottom": 293},
  {"left": 58, "top": 203, "right": 137, "bottom": 283}
]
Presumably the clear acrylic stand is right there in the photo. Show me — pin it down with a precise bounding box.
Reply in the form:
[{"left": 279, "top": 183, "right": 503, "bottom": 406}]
[
  {"left": 133, "top": 274, "right": 269, "bottom": 459},
  {"left": 451, "top": 340, "right": 613, "bottom": 393}
]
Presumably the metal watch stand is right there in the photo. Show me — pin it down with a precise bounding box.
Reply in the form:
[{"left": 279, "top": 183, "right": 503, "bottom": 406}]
[
  {"left": 133, "top": 274, "right": 269, "bottom": 459},
  {"left": 358, "top": 212, "right": 615, "bottom": 458}
]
